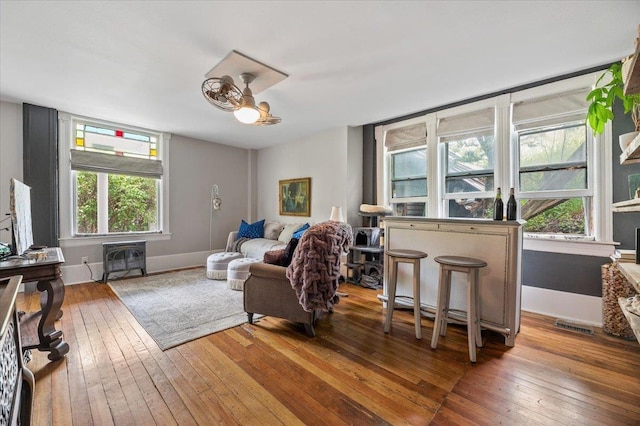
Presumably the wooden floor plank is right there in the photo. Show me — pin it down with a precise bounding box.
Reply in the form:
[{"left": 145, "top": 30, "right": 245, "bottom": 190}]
[{"left": 17, "top": 277, "right": 640, "bottom": 425}]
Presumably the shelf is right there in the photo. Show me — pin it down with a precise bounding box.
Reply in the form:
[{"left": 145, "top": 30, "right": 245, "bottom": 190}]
[
  {"left": 612, "top": 198, "right": 640, "bottom": 213},
  {"left": 623, "top": 35, "right": 640, "bottom": 95},
  {"left": 618, "top": 297, "right": 640, "bottom": 345},
  {"left": 620, "top": 133, "right": 640, "bottom": 165}
]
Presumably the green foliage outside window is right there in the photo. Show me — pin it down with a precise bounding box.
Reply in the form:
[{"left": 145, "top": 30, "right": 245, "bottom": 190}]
[
  {"left": 76, "top": 172, "right": 97, "bottom": 233},
  {"left": 76, "top": 171, "right": 158, "bottom": 234},
  {"left": 522, "top": 198, "right": 585, "bottom": 234}
]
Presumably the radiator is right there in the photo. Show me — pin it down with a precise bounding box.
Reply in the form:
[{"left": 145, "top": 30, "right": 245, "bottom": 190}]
[{"left": 101, "top": 240, "right": 147, "bottom": 282}]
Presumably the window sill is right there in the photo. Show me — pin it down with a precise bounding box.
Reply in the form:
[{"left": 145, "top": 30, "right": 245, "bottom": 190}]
[
  {"left": 59, "top": 232, "right": 171, "bottom": 248},
  {"left": 524, "top": 236, "right": 617, "bottom": 257}
]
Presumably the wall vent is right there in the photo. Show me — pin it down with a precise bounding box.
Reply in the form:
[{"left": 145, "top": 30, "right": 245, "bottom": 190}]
[
  {"left": 553, "top": 319, "right": 594, "bottom": 335},
  {"left": 102, "top": 240, "right": 147, "bottom": 282}
]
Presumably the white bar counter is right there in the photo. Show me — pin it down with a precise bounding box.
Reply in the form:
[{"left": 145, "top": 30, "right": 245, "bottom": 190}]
[{"left": 381, "top": 217, "right": 524, "bottom": 346}]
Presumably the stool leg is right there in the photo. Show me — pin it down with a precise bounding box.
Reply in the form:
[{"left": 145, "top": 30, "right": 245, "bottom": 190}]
[
  {"left": 467, "top": 269, "right": 477, "bottom": 363},
  {"left": 431, "top": 266, "right": 448, "bottom": 349},
  {"left": 440, "top": 269, "right": 451, "bottom": 337},
  {"left": 474, "top": 268, "right": 483, "bottom": 348},
  {"left": 384, "top": 259, "right": 397, "bottom": 333},
  {"left": 413, "top": 259, "right": 422, "bottom": 340}
]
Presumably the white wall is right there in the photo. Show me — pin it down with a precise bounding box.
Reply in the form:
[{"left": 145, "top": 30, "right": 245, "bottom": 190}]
[
  {"left": 0, "top": 101, "right": 23, "bottom": 244},
  {"left": 256, "top": 126, "right": 363, "bottom": 227}
]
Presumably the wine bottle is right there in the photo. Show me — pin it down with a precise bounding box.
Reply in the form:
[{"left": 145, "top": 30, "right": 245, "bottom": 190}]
[
  {"left": 493, "top": 187, "right": 504, "bottom": 220},
  {"left": 506, "top": 187, "right": 517, "bottom": 220}
]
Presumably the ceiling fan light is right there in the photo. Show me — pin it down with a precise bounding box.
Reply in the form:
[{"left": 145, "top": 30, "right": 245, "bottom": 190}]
[{"left": 234, "top": 106, "right": 260, "bottom": 124}]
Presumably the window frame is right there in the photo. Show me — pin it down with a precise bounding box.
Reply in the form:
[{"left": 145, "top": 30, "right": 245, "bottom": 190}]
[{"left": 58, "top": 113, "right": 172, "bottom": 247}]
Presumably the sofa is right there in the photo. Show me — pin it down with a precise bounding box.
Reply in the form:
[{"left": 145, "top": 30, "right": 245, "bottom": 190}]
[
  {"left": 244, "top": 221, "right": 353, "bottom": 337},
  {"left": 225, "top": 221, "right": 309, "bottom": 259}
]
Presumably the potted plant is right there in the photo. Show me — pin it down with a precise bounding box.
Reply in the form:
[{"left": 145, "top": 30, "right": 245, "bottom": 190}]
[{"left": 586, "top": 60, "right": 640, "bottom": 149}]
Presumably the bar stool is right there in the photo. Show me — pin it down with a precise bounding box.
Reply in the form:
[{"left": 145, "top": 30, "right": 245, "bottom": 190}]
[
  {"left": 430, "top": 255, "right": 487, "bottom": 362},
  {"left": 384, "top": 249, "right": 428, "bottom": 339}
]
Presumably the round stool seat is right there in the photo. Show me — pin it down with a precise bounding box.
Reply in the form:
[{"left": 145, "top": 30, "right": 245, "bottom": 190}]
[
  {"left": 434, "top": 255, "right": 487, "bottom": 268},
  {"left": 206, "top": 252, "right": 244, "bottom": 280},
  {"left": 386, "top": 249, "right": 428, "bottom": 259},
  {"left": 227, "top": 257, "right": 262, "bottom": 291}
]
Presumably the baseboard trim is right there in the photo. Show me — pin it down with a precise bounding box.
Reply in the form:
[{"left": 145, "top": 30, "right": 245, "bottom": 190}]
[
  {"left": 60, "top": 250, "right": 221, "bottom": 285},
  {"left": 522, "top": 285, "right": 602, "bottom": 327}
]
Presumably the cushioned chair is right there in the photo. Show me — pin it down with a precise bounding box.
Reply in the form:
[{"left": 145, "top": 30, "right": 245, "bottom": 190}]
[
  {"left": 244, "top": 220, "right": 353, "bottom": 337},
  {"left": 244, "top": 262, "right": 320, "bottom": 336}
]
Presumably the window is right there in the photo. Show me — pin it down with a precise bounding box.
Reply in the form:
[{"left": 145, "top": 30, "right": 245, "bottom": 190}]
[
  {"left": 378, "top": 73, "right": 609, "bottom": 249},
  {"left": 438, "top": 108, "right": 495, "bottom": 218},
  {"left": 384, "top": 121, "right": 427, "bottom": 216},
  {"left": 58, "top": 113, "right": 170, "bottom": 243},
  {"left": 513, "top": 88, "right": 592, "bottom": 238}
]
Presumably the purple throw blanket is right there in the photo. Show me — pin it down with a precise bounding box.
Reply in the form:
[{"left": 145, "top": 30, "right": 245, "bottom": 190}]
[{"left": 286, "top": 221, "right": 353, "bottom": 312}]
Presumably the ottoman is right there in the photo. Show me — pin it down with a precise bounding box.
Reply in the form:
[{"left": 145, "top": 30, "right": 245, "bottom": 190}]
[
  {"left": 227, "top": 257, "right": 262, "bottom": 290},
  {"left": 206, "top": 252, "right": 244, "bottom": 280}
]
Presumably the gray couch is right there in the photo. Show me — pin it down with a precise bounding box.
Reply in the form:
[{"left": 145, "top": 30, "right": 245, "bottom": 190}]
[{"left": 224, "top": 221, "right": 308, "bottom": 259}]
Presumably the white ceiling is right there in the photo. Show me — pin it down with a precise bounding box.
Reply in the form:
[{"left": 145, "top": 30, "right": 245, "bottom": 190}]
[{"left": 1, "top": 1, "right": 639, "bottom": 150}]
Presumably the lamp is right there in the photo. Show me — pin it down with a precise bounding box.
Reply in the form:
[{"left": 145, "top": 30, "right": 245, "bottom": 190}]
[
  {"left": 329, "top": 206, "right": 344, "bottom": 222},
  {"left": 233, "top": 73, "right": 260, "bottom": 124}
]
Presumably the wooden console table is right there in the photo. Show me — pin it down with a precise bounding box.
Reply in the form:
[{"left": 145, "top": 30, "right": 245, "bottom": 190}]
[{"left": 0, "top": 247, "right": 69, "bottom": 361}]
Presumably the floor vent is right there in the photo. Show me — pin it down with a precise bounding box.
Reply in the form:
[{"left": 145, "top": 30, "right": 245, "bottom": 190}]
[{"left": 553, "top": 319, "right": 594, "bottom": 335}]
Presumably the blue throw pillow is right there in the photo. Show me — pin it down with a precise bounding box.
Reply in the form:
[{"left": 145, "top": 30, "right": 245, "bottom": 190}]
[
  {"left": 238, "top": 219, "right": 265, "bottom": 239},
  {"left": 291, "top": 223, "right": 310, "bottom": 239}
]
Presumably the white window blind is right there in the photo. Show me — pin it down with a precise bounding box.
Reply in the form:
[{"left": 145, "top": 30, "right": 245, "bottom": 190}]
[
  {"left": 70, "top": 150, "right": 163, "bottom": 179},
  {"left": 385, "top": 122, "right": 427, "bottom": 152},
  {"left": 437, "top": 108, "right": 494, "bottom": 141},
  {"left": 512, "top": 88, "right": 590, "bottom": 131}
]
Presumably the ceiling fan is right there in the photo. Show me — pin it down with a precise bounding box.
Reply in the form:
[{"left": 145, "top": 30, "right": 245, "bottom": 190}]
[
  {"left": 201, "top": 72, "right": 281, "bottom": 125},
  {"left": 201, "top": 75, "right": 242, "bottom": 112}
]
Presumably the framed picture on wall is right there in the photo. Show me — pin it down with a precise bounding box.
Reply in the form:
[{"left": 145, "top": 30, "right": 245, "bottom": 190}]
[{"left": 279, "top": 177, "right": 311, "bottom": 216}]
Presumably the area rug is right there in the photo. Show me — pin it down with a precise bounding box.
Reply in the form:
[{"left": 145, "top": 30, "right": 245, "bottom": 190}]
[{"left": 108, "top": 268, "right": 257, "bottom": 350}]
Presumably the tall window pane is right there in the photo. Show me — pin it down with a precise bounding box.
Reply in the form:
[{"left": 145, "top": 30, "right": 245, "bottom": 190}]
[
  {"left": 519, "top": 124, "right": 587, "bottom": 192},
  {"left": 76, "top": 171, "right": 97, "bottom": 234},
  {"left": 445, "top": 133, "right": 495, "bottom": 194},
  {"left": 107, "top": 174, "right": 158, "bottom": 232},
  {"left": 391, "top": 148, "right": 427, "bottom": 198}
]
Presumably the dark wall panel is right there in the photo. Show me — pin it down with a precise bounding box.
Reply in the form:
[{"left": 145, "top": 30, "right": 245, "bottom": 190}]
[
  {"left": 362, "top": 124, "right": 376, "bottom": 205},
  {"left": 522, "top": 250, "right": 609, "bottom": 297},
  {"left": 23, "top": 103, "right": 58, "bottom": 247},
  {"left": 611, "top": 100, "right": 640, "bottom": 249}
]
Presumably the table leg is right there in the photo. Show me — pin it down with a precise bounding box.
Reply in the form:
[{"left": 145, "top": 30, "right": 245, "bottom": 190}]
[{"left": 36, "top": 278, "right": 69, "bottom": 361}]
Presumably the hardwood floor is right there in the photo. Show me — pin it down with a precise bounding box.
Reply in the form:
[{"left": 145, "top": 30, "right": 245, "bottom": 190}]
[{"left": 17, "top": 270, "right": 640, "bottom": 425}]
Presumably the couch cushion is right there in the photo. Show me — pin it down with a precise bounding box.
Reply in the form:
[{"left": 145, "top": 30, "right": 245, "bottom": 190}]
[
  {"left": 264, "top": 221, "right": 284, "bottom": 240},
  {"left": 238, "top": 219, "right": 265, "bottom": 239},
  {"left": 240, "top": 238, "right": 286, "bottom": 259}
]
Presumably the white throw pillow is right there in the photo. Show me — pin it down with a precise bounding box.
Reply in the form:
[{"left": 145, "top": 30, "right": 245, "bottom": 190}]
[
  {"left": 264, "top": 221, "right": 284, "bottom": 240},
  {"left": 278, "top": 223, "right": 301, "bottom": 244}
]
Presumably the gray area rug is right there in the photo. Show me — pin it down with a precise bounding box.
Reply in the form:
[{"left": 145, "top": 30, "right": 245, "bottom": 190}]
[{"left": 108, "top": 268, "right": 255, "bottom": 350}]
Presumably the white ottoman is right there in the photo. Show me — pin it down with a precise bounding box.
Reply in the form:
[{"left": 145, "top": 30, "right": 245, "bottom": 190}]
[
  {"left": 206, "top": 252, "right": 244, "bottom": 280},
  {"left": 227, "top": 257, "right": 262, "bottom": 290}
]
